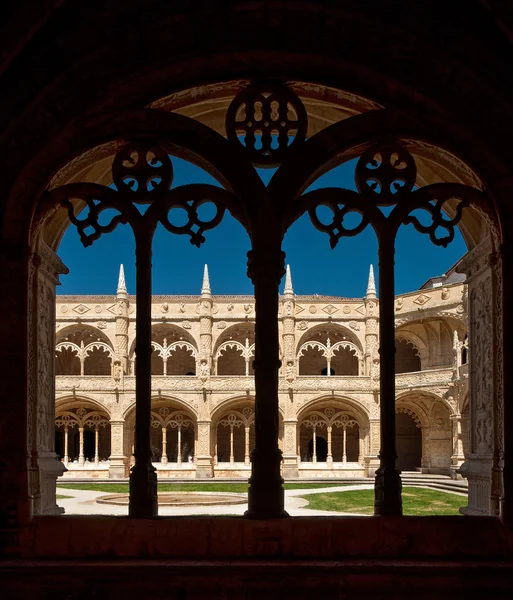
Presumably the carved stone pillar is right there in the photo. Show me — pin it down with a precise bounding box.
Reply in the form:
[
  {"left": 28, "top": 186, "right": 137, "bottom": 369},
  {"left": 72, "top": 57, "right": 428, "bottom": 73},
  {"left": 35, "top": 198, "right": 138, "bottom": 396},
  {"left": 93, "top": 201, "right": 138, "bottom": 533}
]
[
  {"left": 199, "top": 265, "right": 213, "bottom": 372},
  {"left": 282, "top": 264, "right": 296, "bottom": 385},
  {"left": 457, "top": 238, "right": 503, "bottom": 516},
  {"left": 195, "top": 420, "right": 213, "bottom": 478},
  {"left": 27, "top": 241, "right": 67, "bottom": 516},
  {"left": 364, "top": 266, "right": 379, "bottom": 378},
  {"left": 450, "top": 414, "right": 466, "bottom": 479},
  {"left": 115, "top": 265, "right": 130, "bottom": 375},
  {"left": 245, "top": 249, "right": 287, "bottom": 518},
  {"left": 367, "top": 419, "right": 381, "bottom": 476},
  {"left": 282, "top": 420, "right": 299, "bottom": 478},
  {"left": 108, "top": 420, "right": 127, "bottom": 479}
]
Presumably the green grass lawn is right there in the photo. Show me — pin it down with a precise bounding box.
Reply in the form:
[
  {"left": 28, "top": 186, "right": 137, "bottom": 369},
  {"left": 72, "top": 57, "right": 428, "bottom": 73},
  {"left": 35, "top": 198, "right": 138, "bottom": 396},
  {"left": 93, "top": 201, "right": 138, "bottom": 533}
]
[
  {"left": 301, "top": 486, "right": 465, "bottom": 516},
  {"left": 56, "top": 494, "right": 73, "bottom": 499},
  {"left": 56, "top": 482, "right": 348, "bottom": 494}
]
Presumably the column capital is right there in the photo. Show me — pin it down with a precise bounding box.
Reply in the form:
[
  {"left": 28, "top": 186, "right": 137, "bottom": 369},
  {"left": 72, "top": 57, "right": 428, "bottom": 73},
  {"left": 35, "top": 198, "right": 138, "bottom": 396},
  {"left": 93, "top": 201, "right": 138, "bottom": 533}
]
[{"left": 247, "top": 249, "right": 286, "bottom": 285}]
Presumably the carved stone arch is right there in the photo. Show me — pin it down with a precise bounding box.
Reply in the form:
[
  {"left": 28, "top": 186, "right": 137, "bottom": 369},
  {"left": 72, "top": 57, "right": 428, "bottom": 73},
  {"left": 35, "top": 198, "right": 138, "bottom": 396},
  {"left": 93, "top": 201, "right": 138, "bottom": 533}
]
[
  {"left": 272, "top": 109, "right": 500, "bottom": 250},
  {"left": 329, "top": 341, "right": 363, "bottom": 361},
  {"left": 396, "top": 407, "right": 423, "bottom": 430},
  {"left": 395, "top": 395, "right": 430, "bottom": 430},
  {"left": 295, "top": 322, "right": 363, "bottom": 356},
  {"left": 296, "top": 395, "right": 370, "bottom": 429},
  {"left": 56, "top": 323, "right": 115, "bottom": 350},
  {"left": 83, "top": 341, "right": 114, "bottom": 360},
  {"left": 123, "top": 394, "right": 198, "bottom": 423},
  {"left": 55, "top": 395, "right": 112, "bottom": 420},
  {"left": 394, "top": 330, "right": 427, "bottom": 361},
  {"left": 148, "top": 323, "right": 198, "bottom": 353},
  {"left": 297, "top": 341, "right": 329, "bottom": 360},
  {"left": 214, "top": 340, "right": 247, "bottom": 362},
  {"left": 210, "top": 395, "right": 257, "bottom": 425},
  {"left": 213, "top": 322, "right": 256, "bottom": 354},
  {"left": 30, "top": 108, "right": 270, "bottom": 252}
]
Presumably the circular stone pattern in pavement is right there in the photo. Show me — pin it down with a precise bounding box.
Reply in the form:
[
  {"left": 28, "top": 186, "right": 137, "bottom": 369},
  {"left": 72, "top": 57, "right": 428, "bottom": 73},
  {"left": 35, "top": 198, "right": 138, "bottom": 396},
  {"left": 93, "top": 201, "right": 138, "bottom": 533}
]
[{"left": 96, "top": 492, "right": 247, "bottom": 507}]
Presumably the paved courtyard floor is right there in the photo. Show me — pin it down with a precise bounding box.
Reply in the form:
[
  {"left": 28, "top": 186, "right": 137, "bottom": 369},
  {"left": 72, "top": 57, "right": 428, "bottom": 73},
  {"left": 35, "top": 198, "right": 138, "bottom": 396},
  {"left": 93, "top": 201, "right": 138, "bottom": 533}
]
[{"left": 57, "top": 484, "right": 376, "bottom": 516}]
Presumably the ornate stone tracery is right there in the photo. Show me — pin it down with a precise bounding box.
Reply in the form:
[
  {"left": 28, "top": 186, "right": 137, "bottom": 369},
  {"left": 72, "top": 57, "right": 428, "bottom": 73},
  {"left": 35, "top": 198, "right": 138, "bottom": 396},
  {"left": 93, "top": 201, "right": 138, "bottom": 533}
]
[{"left": 31, "top": 80, "right": 498, "bottom": 519}]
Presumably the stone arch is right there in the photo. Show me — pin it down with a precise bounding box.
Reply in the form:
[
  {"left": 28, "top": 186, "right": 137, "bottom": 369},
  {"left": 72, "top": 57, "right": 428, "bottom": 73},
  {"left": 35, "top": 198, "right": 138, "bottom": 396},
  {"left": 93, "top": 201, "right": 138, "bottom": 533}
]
[
  {"left": 55, "top": 395, "right": 111, "bottom": 419},
  {"left": 55, "top": 400, "right": 111, "bottom": 467},
  {"left": 123, "top": 396, "right": 197, "bottom": 465},
  {"left": 297, "top": 396, "right": 369, "bottom": 466},
  {"left": 395, "top": 338, "right": 422, "bottom": 374},
  {"left": 55, "top": 324, "right": 115, "bottom": 376},
  {"left": 395, "top": 330, "right": 428, "bottom": 363},
  {"left": 296, "top": 323, "right": 362, "bottom": 355},
  {"left": 214, "top": 323, "right": 255, "bottom": 376},
  {"left": 211, "top": 397, "right": 256, "bottom": 467},
  {"left": 296, "top": 323, "right": 363, "bottom": 376},
  {"left": 297, "top": 395, "right": 370, "bottom": 430}
]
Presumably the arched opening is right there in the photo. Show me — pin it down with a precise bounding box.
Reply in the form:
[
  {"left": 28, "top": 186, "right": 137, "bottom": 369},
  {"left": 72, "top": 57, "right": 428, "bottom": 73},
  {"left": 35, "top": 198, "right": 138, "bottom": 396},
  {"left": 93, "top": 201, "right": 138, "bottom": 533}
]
[
  {"left": 396, "top": 411, "right": 422, "bottom": 472},
  {"left": 18, "top": 78, "right": 494, "bottom": 520},
  {"left": 395, "top": 338, "right": 421, "bottom": 374},
  {"left": 55, "top": 325, "right": 114, "bottom": 376},
  {"left": 148, "top": 324, "right": 198, "bottom": 376},
  {"left": 55, "top": 406, "right": 111, "bottom": 471},
  {"left": 214, "top": 323, "right": 255, "bottom": 376},
  {"left": 214, "top": 401, "right": 255, "bottom": 474},
  {"left": 297, "top": 325, "right": 362, "bottom": 376},
  {"left": 308, "top": 436, "right": 328, "bottom": 461}
]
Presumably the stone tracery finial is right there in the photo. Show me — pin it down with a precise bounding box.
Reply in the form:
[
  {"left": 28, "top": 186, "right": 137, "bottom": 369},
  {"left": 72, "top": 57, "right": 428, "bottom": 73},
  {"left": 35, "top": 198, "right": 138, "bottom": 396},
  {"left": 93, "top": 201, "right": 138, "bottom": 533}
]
[
  {"left": 366, "top": 264, "right": 376, "bottom": 298},
  {"left": 284, "top": 264, "right": 294, "bottom": 295},
  {"left": 201, "top": 264, "right": 211, "bottom": 296},
  {"left": 117, "top": 264, "right": 127, "bottom": 297}
]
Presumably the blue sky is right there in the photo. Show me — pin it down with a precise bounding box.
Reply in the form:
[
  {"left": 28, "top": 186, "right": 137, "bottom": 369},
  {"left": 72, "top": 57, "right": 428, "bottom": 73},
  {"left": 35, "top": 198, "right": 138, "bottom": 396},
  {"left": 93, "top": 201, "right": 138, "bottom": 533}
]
[{"left": 57, "top": 158, "right": 467, "bottom": 297}]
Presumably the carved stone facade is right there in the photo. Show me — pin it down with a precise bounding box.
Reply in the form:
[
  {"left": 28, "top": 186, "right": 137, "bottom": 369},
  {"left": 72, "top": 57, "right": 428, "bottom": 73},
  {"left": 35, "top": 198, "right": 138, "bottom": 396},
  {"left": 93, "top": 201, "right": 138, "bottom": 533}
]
[{"left": 55, "top": 266, "right": 468, "bottom": 481}]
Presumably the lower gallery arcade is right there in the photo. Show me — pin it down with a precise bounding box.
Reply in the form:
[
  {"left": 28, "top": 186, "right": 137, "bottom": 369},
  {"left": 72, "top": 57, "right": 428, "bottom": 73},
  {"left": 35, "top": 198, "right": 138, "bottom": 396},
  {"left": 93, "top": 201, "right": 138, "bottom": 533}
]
[{"left": 54, "top": 269, "right": 467, "bottom": 483}]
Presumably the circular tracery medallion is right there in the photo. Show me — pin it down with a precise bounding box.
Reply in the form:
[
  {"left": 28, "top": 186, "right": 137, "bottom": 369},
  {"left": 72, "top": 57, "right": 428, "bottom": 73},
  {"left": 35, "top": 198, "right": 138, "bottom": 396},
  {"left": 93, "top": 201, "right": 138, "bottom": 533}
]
[{"left": 226, "top": 83, "right": 307, "bottom": 168}]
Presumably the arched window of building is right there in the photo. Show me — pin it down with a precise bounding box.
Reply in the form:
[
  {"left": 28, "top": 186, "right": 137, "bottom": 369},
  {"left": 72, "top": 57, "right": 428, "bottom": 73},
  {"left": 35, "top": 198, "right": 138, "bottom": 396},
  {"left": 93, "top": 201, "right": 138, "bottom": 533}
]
[
  {"left": 55, "top": 326, "right": 114, "bottom": 376},
  {"left": 395, "top": 338, "right": 421, "bottom": 374}
]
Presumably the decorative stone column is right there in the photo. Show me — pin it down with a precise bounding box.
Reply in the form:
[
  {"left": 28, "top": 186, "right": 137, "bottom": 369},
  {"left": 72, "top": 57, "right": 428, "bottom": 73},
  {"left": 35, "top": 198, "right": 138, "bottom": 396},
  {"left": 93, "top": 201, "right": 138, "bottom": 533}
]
[
  {"left": 115, "top": 264, "right": 130, "bottom": 374},
  {"left": 367, "top": 419, "right": 381, "bottom": 477},
  {"left": 108, "top": 420, "right": 127, "bottom": 478},
  {"left": 199, "top": 265, "right": 213, "bottom": 371},
  {"left": 450, "top": 414, "right": 466, "bottom": 479},
  {"left": 364, "top": 265, "right": 379, "bottom": 378},
  {"left": 282, "top": 420, "right": 299, "bottom": 478},
  {"left": 281, "top": 266, "right": 299, "bottom": 478},
  {"left": 28, "top": 240, "right": 67, "bottom": 515},
  {"left": 457, "top": 237, "right": 503, "bottom": 516},
  {"left": 195, "top": 420, "right": 213, "bottom": 478}
]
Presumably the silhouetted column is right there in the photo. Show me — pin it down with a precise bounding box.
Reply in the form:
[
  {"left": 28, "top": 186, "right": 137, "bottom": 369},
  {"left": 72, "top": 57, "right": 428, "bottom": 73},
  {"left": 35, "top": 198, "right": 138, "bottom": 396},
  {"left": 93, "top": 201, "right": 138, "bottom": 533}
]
[
  {"left": 129, "top": 231, "right": 158, "bottom": 518},
  {"left": 374, "top": 233, "right": 402, "bottom": 515},
  {"left": 246, "top": 250, "right": 287, "bottom": 518}
]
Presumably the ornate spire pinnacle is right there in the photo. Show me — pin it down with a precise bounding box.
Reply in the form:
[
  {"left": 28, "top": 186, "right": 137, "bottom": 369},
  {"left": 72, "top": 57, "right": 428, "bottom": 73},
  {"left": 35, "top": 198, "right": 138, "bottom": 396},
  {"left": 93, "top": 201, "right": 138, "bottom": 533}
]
[
  {"left": 117, "top": 264, "right": 127, "bottom": 297},
  {"left": 284, "top": 264, "right": 294, "bottom": 295},
  {"left": 201, "top": 264, "right": 211, "bottom": 296},
  {"left": 366, "top": 264, "right": 376, "bottom": 298}
]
